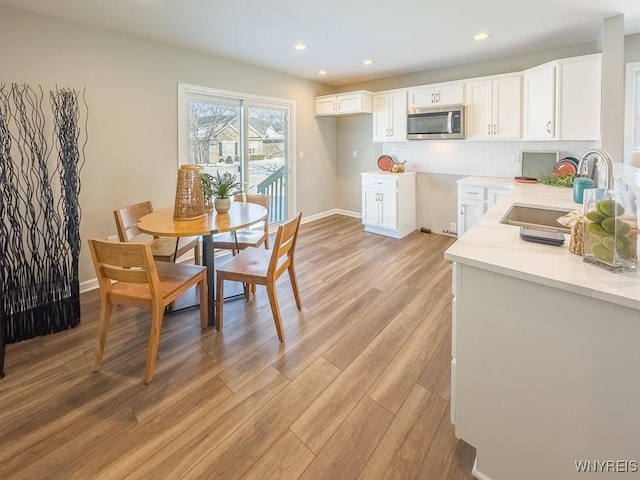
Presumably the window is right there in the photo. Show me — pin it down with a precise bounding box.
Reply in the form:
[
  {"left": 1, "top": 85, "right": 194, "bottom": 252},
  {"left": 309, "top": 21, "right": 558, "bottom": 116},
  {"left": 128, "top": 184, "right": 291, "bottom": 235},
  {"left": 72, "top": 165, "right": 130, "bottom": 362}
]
[
  {"left": 178, "top": 84, "right": 295, "bottom": 224},
  {"left": 624, "top": 62, "right": 640, "bottom": 165}
]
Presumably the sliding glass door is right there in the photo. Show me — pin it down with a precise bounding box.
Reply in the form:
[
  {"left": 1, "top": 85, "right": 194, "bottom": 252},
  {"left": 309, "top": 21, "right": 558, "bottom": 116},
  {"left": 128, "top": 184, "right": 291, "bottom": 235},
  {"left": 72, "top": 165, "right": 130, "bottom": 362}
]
[{"left": 179, "top": 84, "right": 293, "bottom": 224}]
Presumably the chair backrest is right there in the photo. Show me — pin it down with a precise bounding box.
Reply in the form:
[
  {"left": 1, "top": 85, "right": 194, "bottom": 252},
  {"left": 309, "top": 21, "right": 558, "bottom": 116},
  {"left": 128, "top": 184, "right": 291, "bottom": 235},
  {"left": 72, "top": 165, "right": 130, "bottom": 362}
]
[
  {"left": 88, "top": 238, "right": 160, "bottom": 297},
  {"left": 114, "top": 201, "right": 154, "bottom": 242},
  {"left": 234, "top": 194, "right": 270, "bottom": 232},
  {"left": 268, "top": 213, "right": 302, "bottom": 280}
]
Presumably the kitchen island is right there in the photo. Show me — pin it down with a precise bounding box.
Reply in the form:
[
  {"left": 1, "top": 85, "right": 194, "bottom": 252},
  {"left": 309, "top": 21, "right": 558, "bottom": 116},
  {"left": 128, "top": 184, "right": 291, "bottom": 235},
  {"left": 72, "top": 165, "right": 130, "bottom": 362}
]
[{"left": 445, "top": 179, "right": 640, "bottom": 480}]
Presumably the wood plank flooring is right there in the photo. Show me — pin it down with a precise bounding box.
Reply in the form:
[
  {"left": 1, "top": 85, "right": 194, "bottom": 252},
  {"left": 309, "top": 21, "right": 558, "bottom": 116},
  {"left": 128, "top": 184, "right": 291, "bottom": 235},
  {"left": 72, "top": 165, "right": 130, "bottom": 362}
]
[{"left": 0, "top": 215, "right": 475, "bottom": 480}]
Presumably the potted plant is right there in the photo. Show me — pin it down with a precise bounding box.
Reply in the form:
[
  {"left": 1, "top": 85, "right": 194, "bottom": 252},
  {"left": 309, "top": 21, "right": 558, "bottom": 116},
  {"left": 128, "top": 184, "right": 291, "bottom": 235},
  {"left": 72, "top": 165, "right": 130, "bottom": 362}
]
[{"left": 201, "top": 171, "right": 242, "bottom": 214}]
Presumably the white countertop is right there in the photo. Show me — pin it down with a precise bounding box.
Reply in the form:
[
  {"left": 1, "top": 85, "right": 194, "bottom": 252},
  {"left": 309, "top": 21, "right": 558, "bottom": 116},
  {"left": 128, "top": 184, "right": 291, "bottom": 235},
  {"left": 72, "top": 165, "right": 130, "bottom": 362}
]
[{"left": 444, "top": 180, "right": 640, "bottom": 311}]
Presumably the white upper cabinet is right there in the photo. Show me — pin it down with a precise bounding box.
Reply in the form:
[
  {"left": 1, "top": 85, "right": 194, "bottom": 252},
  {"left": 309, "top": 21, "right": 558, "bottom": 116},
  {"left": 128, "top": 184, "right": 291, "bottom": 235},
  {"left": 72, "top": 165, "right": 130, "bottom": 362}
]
[
  {"left": 556, "top": 54, "right": 601, "bottom": 141},
  {"left": 465, "top": 75, "right": 521, "bottom": 140},
  {"left": 314, "top": 90, "right": 373, "bottom": 116},
  {"left": 523, "top": 64, "right": 556, "bottom": 139},
  {"left": 372, "top": 90, "right": 408, "bottom": 142},
  {"left": 523, "top": 54, "right": 601, "bottom": 141},
  {"left": 407, "top": 81, "right": 464, "bottom": 108}
]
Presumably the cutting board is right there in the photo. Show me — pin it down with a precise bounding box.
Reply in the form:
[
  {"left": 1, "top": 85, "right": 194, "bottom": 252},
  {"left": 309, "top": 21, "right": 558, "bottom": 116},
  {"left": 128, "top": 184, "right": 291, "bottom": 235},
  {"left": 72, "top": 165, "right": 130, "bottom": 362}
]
[{"left": 521, "top": 151, "right": 559, "bottom": 179}]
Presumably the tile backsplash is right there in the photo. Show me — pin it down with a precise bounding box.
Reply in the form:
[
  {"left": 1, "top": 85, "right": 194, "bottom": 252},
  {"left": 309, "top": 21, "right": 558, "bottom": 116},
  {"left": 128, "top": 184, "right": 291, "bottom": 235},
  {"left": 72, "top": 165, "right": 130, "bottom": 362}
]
[{"left": 382, "top": 140, "right": 600, "bottom": 178}]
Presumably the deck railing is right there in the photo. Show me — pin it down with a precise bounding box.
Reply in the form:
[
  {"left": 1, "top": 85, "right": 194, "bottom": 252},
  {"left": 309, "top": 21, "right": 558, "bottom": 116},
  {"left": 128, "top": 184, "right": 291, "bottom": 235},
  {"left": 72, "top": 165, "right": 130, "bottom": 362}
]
[{"left": 257, "top": 165, "right": 286, "bottom": 224}]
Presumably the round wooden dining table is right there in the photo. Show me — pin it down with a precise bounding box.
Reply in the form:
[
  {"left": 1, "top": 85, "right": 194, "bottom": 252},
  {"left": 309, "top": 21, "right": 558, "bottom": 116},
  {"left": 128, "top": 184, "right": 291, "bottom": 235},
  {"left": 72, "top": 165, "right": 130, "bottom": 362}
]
[{"left": 137, "top": 202, "right": 268, "bottom": 328}]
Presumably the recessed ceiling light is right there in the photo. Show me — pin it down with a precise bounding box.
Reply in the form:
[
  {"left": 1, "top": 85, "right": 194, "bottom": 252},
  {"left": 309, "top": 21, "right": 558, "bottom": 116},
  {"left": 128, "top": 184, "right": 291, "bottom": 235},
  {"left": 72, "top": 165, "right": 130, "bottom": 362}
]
[
  {"left": 473, "top": 32, "right": 491, "bottom": 41},
  {"left": 318, "top": 70, "right": 327, "bottom": 75},
  {"left": 362, "top": 59, "right": 374, "bottom": 65},
  {"left": 294, "top": 43, "right": 306, "bottom": 50}
]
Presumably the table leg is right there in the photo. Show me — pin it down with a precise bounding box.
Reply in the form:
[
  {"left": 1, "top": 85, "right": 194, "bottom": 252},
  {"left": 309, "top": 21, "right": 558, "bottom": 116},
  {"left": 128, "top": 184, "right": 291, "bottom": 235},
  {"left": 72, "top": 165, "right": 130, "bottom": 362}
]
[{"left": 202, "top": 234, "right": 216, "bottom": 328}]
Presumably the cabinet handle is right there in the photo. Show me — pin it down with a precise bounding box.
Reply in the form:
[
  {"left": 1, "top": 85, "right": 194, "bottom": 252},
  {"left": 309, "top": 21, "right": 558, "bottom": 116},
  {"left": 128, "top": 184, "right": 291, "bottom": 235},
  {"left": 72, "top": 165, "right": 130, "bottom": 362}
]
[
  {"left": 493, "top": 124, "right": 497, "bottom": 135},
  {"left": 431, "top": 93, "right": 435, "bottom": 103},
  {"left": 389, "top": 128, "right": 393, "bottom": 137},
  {"left": 337, "top": 101, "right": 341, "bottom": 111},
  {"left": 460, "top": 208, "right": 464, "bottom": 215},
  {"left": 435, "top": 92, "right": 440, "bottom": 103},
  {"left": 333, "top": 101, "right": 336, "bottom": 112},
  {"left": 487, "top": 124, "right": 491, "bottom": 135},
  {"left": 546, "top": 121, "right": 551, "bottom": 133}
]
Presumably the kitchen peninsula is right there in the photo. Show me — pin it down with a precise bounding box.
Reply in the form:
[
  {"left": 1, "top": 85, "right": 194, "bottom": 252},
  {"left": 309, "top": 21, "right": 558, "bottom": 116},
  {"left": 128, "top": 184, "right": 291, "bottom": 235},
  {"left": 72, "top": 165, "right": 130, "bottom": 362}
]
[{"left": 444, "top": 177, "right": 640, "bottom": 480}]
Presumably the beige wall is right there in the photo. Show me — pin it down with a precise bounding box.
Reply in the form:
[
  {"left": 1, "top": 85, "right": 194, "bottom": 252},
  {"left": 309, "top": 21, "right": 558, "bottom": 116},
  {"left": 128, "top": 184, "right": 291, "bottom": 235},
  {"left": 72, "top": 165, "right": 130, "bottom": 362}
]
[{"left": 0, "top": 6, "right": 336, "bottom": 284}]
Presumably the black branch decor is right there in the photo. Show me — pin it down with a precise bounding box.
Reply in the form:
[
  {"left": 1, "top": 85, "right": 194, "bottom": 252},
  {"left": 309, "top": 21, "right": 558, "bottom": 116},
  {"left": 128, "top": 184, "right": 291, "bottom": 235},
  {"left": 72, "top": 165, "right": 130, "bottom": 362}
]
[{"left": 0, "top": 84, "right": 87, "bottom": 378}]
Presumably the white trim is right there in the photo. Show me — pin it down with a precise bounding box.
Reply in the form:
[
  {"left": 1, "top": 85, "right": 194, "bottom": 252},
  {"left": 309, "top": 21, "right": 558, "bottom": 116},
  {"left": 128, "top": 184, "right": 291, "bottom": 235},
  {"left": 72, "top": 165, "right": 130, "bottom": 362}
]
[
  {"left": 300, "top": 209, "right": 361, "bottom": 224},
  {"left": 80, "top": 278, "right": 99, "bottom": 293},
  {"left": 471, "top": 458, "right": 494, "bottom": 480},
  {"left": 624, "top": 62, "right": 640, "bottom": 164}
]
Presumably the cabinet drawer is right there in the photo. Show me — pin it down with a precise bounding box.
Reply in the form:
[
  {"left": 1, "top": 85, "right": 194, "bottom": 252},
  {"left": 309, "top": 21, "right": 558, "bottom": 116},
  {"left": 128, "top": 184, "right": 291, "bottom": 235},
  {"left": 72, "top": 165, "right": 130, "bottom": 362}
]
[
  {"left": 362, "top": 175, "right": 397, "bottom": 190},
  {"left": 458, "top": 185, "right": 485, "bottom": 200}
]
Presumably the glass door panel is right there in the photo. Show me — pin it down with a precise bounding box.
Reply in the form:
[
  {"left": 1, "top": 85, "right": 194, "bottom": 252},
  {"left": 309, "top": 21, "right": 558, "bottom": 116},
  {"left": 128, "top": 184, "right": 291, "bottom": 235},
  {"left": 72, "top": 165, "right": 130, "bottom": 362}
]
[
  {"left": 187, "top": 98, "right": 242, "bottom": 180},
  {"left": 245, "top": 105, "right": 288, "bottom": 224}
]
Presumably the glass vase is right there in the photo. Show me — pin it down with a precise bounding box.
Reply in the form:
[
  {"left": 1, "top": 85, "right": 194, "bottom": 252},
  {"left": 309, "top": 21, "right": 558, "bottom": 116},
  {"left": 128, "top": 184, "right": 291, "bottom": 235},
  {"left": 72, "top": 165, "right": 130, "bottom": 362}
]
[{"left": 582, "top": 189, "right": 637, "bottom": 273}]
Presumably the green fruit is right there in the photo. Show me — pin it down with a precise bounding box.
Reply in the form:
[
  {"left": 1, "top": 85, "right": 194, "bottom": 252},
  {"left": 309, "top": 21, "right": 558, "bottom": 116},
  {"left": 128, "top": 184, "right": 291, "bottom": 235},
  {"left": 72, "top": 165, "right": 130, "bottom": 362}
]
[
  {"left": 601, "top": 236, "right": 620, "bottom": 250},
  {"left": 596, "top": 199, "right": 625, "bottom": 217},
  {"left": 617, "top": 247, "right": 636, "bottom": 261},
  {"left": 586, "top": 221, "right": 608, "bottom": 238},
  {"left": 617, "top": 222, "right": 631, "bottom": 236},
  {"left": 617, "top": 234, "right": 632, "bottom": 250},
  {"left": 585, "top": 210, "right": 606, "bottom": 223},
  {"left": 592, "top": 243, "right": 615, "bottom": 263},
  {"left": 601, "top": 217, "right": 617, "bottom": 233}
]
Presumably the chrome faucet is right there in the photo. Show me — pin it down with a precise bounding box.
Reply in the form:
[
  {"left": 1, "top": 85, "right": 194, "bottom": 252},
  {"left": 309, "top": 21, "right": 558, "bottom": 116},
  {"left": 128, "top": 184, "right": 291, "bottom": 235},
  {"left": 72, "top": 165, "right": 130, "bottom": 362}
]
[{"left": 577, "top": 148, "right": 614, "bottom": 190}]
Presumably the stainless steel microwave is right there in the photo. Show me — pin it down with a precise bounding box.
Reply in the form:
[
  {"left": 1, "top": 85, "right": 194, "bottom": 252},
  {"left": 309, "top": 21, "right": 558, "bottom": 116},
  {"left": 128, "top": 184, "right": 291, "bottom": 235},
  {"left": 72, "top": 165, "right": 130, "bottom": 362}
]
[{"left": 407, "top": 104, "right": 465, "bottom": 140}]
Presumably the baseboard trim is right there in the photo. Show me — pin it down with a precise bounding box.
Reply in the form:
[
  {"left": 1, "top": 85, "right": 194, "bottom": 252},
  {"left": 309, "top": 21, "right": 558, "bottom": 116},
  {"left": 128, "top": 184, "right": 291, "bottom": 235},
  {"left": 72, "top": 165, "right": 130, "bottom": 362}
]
[
  {"left": 300, "top": 209, "right": 361, "bottom": 223},
  {"left": 472, "top": 458, "right": 493, "bottom": 480},
  {"left": 80, "top": 278, "right": 99, "bottom": 293}
]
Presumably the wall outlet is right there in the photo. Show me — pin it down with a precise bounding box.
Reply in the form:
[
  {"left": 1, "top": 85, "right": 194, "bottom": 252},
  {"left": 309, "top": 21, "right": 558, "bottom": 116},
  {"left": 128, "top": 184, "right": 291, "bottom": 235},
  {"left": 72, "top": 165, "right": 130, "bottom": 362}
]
[
  {"left": 450, "top": 222, "right": 457, "bottom": 233},
  {"left": 107, "top": 235, "right": 118, "bottom": 242},
  {"left": 353, "top": 150, "right": 358, "bottom": 158},
  {"left": 299, "top": 150, "right": 304, "bottom": 159}
]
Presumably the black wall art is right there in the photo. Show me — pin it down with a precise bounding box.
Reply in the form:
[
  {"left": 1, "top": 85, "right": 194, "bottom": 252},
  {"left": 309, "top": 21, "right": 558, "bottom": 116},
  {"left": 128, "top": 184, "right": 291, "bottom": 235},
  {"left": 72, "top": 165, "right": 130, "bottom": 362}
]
[{"left": 0, "top": 84, "right": 87, "bottom": 378}]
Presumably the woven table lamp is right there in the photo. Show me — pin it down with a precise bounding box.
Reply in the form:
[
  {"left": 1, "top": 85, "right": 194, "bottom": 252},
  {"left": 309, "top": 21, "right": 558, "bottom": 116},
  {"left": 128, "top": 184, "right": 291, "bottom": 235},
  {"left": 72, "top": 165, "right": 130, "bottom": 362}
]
[{"left": 173, "top": 165, "right": 205, "bottom": 220}]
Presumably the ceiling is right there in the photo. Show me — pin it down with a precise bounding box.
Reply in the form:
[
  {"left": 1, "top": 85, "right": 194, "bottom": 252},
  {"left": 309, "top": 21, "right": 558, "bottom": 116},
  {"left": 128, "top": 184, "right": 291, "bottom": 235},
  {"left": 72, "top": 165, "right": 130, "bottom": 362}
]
[{"left": 2, "top": 0, "right": 640, "bottom": 86}]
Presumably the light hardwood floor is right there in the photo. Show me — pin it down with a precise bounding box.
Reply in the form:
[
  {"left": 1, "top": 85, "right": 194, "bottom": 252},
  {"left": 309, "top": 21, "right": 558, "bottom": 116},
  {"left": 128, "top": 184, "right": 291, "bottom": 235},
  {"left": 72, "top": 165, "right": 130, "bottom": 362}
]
[{"left": 0, "top": 215, "right": 475, "bottom": 480}]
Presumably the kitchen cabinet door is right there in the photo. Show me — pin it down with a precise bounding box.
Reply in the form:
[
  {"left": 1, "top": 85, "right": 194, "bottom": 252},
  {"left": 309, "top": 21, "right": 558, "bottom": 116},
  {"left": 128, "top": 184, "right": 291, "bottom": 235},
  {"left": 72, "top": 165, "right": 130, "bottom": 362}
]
[
  {"left": 523, "top": 64, "right": 556, "bottom": 139},
  {"left": 407, "top": 82, "right": 463, "bottom": 108},
  {"left": 314, "top": 91, "right": 373, "bottom": 116},
  {"left": 378, "top": 188, "right": 398, "bottom": 230},
  {"left": 492, "top": 76, "right": 521, "bottom": 140},
  {"left": 556, "top": 54, "right": 601, "bottom": 141},
  {"left": 362, "top": 186, "right": 381, "bottom": 226},
  {"left": 457, "top": 199, "right": 484, "bottom": 237},
  {"left": 373, "top": 91, "right": 408, "bottom": 142},
  {"left": 465, "top": 80, "right": 493, "bottom": 140},
  {"left": 465, "top": 75, "right": 521, "bottom": 140}
]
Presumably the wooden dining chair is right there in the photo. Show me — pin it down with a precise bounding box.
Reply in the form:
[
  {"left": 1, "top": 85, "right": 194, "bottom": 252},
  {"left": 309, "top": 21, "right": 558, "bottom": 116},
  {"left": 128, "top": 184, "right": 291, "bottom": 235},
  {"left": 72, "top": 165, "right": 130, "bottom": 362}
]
[
  {"left": 88, "top": 238, "right": 208, "bottom": 384},
  {"left": 215, "top": 213, "right": 302, "bottom": 341},
  {"left": 212, "top": 194, "right": 270, "bottom": 255},
  {"left": 114, "top": 201, "right": 201, "bottom": 264}
]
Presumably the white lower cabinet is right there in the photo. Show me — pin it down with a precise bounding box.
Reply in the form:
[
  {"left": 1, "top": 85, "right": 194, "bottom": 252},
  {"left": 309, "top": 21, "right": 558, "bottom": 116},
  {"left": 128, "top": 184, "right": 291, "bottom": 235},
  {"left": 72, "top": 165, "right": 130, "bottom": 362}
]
[
  {"left": 361, "top": 171, "right": 416, "bottom": 239},
  {"left": 457, "top": 179, "right": 512, "bottom": 237}
]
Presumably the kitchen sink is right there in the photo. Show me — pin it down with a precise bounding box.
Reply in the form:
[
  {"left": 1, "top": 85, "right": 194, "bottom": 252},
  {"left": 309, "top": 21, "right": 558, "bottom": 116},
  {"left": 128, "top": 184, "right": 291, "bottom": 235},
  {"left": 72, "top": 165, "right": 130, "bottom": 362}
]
[{"left": 499, "top": 203, "right": 572, "bottom": 233}]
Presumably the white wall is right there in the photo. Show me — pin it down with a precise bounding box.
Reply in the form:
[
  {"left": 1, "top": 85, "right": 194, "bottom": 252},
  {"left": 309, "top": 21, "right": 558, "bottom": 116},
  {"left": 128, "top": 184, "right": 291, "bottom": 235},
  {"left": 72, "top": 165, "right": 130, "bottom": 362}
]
[{"left": 0, "top": 6, "right": 336, "bottom": 284}]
